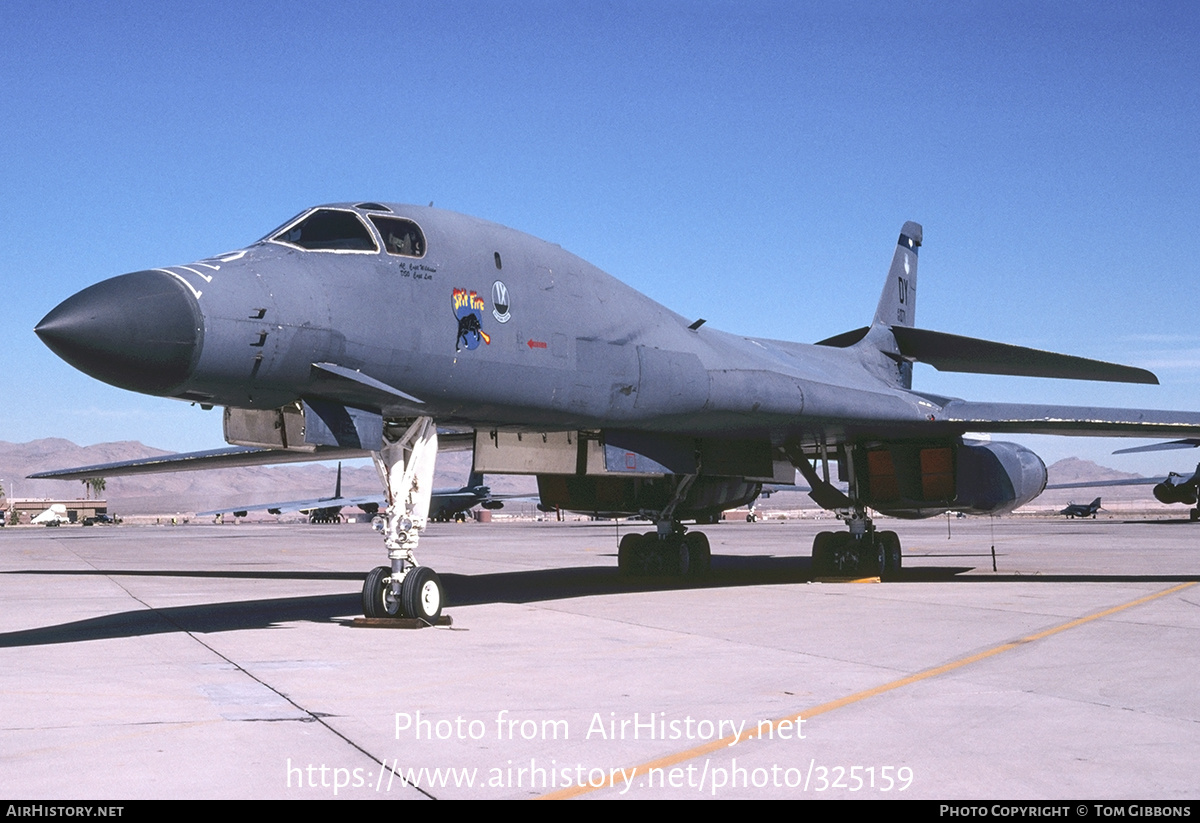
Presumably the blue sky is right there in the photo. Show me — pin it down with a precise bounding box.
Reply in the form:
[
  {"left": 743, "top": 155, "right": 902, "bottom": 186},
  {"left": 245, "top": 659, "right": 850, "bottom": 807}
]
[{"left": 1, "top": 1, "right": 1197, "bottom": 475}]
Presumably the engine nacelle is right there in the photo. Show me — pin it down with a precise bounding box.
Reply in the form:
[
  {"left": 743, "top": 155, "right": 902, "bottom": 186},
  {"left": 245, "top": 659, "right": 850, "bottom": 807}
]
[
  {"left": 861, "top": 440, "right": 1047, "bottom": 519},
  {"left": 1154, "top": 481, "right": 1197, "bottom": 506},
  {"left": 536, "top": 475, "right": 761, "bottom": 522}
]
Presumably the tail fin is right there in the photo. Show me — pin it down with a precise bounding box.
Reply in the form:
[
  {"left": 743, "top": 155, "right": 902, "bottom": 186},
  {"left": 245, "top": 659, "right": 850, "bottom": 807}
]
[
  {"left": 873, "top": 221, "right": 921, "bottom": 328},
  {"left": 334, "top": 462, "right": 342, "bottom": 498},
  {"left": 856, "top": 221, "right": 922, "bottom": 389},
  {"left": 467, "top": 471, "right": 484, "bottom": 489}
]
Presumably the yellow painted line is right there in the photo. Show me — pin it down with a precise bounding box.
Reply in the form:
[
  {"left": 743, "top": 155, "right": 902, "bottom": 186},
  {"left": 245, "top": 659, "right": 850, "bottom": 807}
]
[{"left": 539, "top": 581, "right": 1195, "bottom": 800}]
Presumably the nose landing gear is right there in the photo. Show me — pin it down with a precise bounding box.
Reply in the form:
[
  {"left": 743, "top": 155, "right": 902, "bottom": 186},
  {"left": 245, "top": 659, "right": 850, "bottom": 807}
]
[{"left": 360, "top": 417, "right": 446, "bottom": 624}]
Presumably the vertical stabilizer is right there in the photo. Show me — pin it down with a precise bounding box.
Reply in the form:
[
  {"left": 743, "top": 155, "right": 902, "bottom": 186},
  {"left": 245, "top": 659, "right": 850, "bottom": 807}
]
[
  {"left": 859, "top": 221, "right": 922, "bottom": 389},
  {"left": 467, "top": 471, "right": 484, "bottom": 489},
  {"left": 873, "top": 221, "right": 921, "bottom": 328},
  {"left": 334, "top": 462, "right": 342, "bottom": 498}
]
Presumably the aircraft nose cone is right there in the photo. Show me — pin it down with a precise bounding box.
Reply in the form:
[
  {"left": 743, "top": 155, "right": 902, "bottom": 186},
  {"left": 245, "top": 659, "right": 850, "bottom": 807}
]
[{"left": 35, "top": 270, "right": 203, "bottom": 395}]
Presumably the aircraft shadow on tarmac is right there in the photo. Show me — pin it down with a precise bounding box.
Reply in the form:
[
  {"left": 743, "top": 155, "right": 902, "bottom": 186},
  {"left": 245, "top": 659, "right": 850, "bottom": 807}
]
[{"left": 3, "top": 557, "right": 1199, "bottom": 648}]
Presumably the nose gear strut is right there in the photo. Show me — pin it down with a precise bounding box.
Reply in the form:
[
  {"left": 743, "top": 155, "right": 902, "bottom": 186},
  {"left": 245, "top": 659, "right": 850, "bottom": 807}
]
[{"left": 360, "top": 416, "right": 446, "bottom": 622}]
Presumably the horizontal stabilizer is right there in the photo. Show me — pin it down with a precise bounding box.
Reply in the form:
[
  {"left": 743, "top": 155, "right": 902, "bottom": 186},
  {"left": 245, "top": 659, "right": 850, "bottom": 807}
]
[
  {"left": 1113, "top": 439, "right": 1200, "bottom": 455},
  {"left": 891, "top": 327, "right": 1158, "bottom": 385},
  {"left": 934, "top": 401, "right": 1200, "bottom": 437}
]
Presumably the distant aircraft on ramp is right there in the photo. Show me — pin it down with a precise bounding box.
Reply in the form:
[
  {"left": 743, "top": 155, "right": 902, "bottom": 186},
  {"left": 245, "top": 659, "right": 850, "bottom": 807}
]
[
  {"left": 1048, "top": 462, "right": 1200, "bottom": 522},
  {"left": 198, "top": 462, "right": 380, "bottom": 523},
  {"left": 1058, "top": 497, "right": 1102, "bottom": 519},
  {"left": 198, "top": 464, "right": 522, "bottom": 524}
]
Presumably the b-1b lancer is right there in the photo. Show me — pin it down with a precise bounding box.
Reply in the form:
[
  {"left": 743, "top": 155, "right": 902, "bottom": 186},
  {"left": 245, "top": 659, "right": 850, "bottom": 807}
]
[{"left": 32, "top": 203, "right": 1200, "bottom": 622}]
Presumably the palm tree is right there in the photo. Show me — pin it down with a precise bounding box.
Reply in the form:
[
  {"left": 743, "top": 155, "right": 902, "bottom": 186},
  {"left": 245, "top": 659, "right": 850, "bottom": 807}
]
[{"left": 80, "top": 477, "right": 107, "bottom": 499}]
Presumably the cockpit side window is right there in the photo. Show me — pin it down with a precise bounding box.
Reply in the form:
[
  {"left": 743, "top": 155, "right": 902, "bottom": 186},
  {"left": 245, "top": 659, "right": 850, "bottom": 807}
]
[
  {"left": 270, "top": 209, "right": 378, "bottom": 252},
  {"left": 369, "top": 215, "right": 426, "bottom": 258}
]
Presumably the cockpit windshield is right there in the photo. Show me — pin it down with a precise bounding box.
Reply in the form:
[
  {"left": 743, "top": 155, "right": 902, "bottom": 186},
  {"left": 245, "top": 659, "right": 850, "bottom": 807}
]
[
  {"left": 369, "top": 215, "right": 426, "bottom": 258},
  {"left": 269, "top": 209, "right": 379, "bottom": 252}
]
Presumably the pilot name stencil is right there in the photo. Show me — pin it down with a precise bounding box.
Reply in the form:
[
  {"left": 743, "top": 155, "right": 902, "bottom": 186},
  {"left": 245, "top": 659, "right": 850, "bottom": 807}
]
[{"left": 396, "top": 261, "right": 436, "bottom": 280}]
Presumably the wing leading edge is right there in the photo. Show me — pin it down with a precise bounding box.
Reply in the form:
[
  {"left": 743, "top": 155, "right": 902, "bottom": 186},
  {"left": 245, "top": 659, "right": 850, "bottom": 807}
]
[
  {"left": 930, "top": 401, "right": 1200, "bottom": 437},
  {"left": 27, "top": 430, "right": 475, "bottom": 481},
  {"left": 27, "top": 445, "right": 370, "bottom": 481}
]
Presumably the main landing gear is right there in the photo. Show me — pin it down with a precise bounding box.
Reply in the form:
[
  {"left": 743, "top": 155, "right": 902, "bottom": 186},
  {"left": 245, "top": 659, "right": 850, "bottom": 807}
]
[
  {"left": 361, "top": 417, "right": 445, "bottom": 623},
  {"left": 616, "top": 475, "right": 711, "bottom": 578},
  {"left": 810, "top": 510, "right": 902, "bottom": 580},
  {"left": 618, "top": 528, "right": 711, "bottom": 578},
  {"left": 811, "top": 527, "right": 902, "bottom": 580},
  {"left": 790, "top": 443, "right": 903, "bottom": 581}
]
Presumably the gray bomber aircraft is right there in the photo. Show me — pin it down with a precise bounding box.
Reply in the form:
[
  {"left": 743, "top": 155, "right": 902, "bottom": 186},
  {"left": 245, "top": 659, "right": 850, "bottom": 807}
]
[
  {"left": 195, "top": 461, "right": 379, "bottom": 523},
  {"left": 31, "top": 203, "right": 1200, "bottom": 623}
]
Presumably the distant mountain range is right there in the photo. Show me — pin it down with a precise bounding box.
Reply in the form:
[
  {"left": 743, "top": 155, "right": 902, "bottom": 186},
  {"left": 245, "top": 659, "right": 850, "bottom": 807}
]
[
  {"left": 1039, "top": 456, "right": 1164, "bottom": 511},
  {"left": 1044, "top": 456, "right": 1143, "bottom": 485}
]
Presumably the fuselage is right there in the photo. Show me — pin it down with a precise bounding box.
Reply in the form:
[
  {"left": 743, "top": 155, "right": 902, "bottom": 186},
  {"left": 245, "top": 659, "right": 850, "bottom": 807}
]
[
  {"left": 37, "top": 202, "right": 933, "bottom": 445},
  {"left": 35, "top": 204, "right": 1072, "bottom": 521}
]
